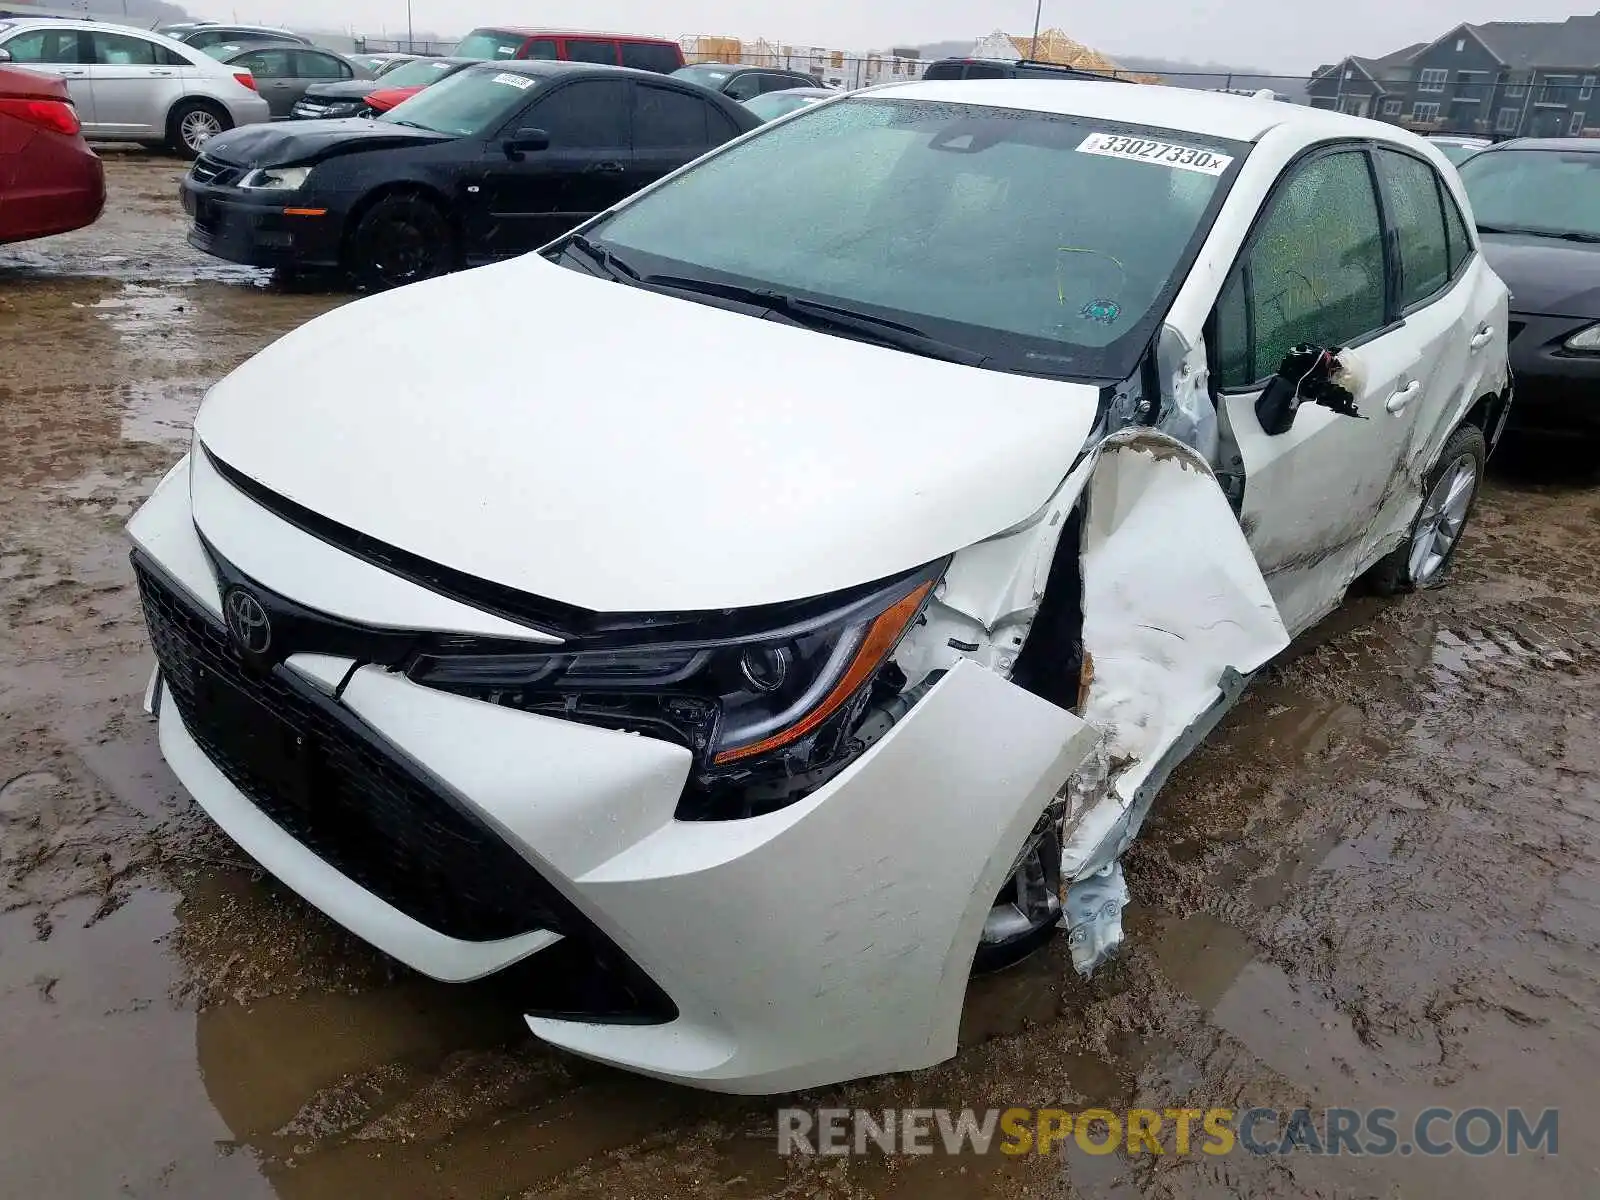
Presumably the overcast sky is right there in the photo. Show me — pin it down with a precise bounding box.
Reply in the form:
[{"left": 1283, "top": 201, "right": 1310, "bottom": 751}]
[{"left": 211, "top": 1, "right": 1588, "bottom": 72}]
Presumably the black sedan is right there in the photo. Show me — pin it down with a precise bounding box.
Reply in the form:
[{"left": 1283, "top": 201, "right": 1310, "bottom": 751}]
[
  {"left": 669, "top": 63, "right": 822, "bottom": 102},
  {"left": 1458, "top": 138, "right": 1600, "bottom": 439},
  {"left": 289, "top": 56, "right": 476, "bottom": 121},
  {"left": 180, "top": 61, "right": 761, "bottom": 291}
]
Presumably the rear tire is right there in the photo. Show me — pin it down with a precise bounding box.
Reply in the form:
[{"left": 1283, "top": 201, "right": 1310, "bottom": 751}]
[
  {"left": 1368, "top": 425, "right": 1487, "bottom": 595},
  {"left": 167, "top": 100, "right": 231, "bottom": 160},
  {"left": 345, "top": 193, "right": 456, "bottom": 292}
]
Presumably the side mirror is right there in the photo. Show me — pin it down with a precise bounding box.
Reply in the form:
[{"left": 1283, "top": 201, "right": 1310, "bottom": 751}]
[
  {"left": 1255, "top": 345, "right": 1363, "bottom": 436},
  {"left": 504, "top": 127, "right": 550, "bottom": 158},
  {"left": 0, "top": 48, "right": 13, "bottom": 64}
]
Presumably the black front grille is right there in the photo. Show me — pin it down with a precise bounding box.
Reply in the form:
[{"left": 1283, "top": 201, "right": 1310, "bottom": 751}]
[
  {"left": 190, "top": 156, "right": 241, "bottom": 187},
  {"left": 135, "top": 559, "right": 561, "bottom": 944}
]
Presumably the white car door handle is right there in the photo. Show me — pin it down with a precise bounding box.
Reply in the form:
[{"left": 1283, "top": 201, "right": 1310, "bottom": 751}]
[
  {"left": 1386, "top": 381, "right": 1422, "bottom": 414},
  {"left": 1469, "top": 325, "right": 1495, "bottom": 351},
  {"left": 58, "top": 68, "right": 88, "bottom": 77},
  {"left": 150, "top": 68, "right": 174, "bottom": 76}
]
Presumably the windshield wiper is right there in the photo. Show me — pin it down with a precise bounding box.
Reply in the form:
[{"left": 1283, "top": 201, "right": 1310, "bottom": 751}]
[
  {"left": 560, "top": 234, "right": 641, "bottom": 281},
  {"left": 1477, "top": 223, "right": 1600, "bottom": 243},
  {"left": 639, "top": 274, "right": 987, "bottom": 367}
]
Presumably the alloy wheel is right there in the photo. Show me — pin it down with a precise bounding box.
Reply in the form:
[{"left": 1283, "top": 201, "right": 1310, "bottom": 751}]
[
  {"left": 1408, "top": 453, "right": 1479, "bottom": 586},
  {"left": 181, "top": 110, "right": 223, "bottom": 153}
]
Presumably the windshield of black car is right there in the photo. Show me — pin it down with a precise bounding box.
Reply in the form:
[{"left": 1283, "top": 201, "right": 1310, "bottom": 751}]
[
  {"left": 379, "top": 58, "right": 460, "bottom": 88},
  {"left": 380, "top": 68, "right": 540, "bottom": 137},
  {"left": 455, "top": 30, "right": 526, "bottom": 60},
  {"left": 1459, "top": 148, "right": 1600, "bottom": 239},
  {"left": 587, "top": 99, "right": 1246, "bottom": 380}
]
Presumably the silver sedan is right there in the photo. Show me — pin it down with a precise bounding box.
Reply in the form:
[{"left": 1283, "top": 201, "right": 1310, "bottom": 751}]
[{"left": 0, "top": 17, "right": 270, "bottom": 157}]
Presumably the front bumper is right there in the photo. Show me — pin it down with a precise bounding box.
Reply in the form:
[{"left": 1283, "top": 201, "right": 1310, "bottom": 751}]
[
  {"left": 128, "top": 453, "right": 1096, "bottom": 1093},
  {"left": 180, "top": 174, "right": 346, "bottom": 271},
  {"left": 1505, "top": 312, "right": 1600, "bottom": 437},
  {"left": 290, "top": 99, "right": 369, "bottom": 120}
]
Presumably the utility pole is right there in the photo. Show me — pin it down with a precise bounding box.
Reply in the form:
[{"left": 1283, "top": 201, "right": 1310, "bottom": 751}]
[{"left": 1031, "top": 0, "right": 1043, "bottom": 58}]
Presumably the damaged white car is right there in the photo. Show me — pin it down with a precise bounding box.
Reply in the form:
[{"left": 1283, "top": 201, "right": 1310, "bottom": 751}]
[{"left": 129, "top": 80, "right": 1511, "bottom": 1094}]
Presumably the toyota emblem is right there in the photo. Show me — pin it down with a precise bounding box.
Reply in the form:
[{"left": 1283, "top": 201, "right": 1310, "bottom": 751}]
[{"left": 224, "top": 587, "right": 272, "bottom": 655}]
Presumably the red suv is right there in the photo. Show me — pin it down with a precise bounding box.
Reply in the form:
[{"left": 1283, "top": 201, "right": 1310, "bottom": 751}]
[
  {"left": 0, "top": 64, "right": 104, "bottom": 245},
  {"left": 454, "top": 28, "right": 684, "bottom": 73}
]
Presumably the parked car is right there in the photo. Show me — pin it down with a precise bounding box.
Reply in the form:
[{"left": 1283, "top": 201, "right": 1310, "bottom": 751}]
[
  {"left": 1428, "top": 134, "right": 1490, "bottom": 165},
  {"left": 741, "top": 86, "right": 833, "bottom": 122},
  {"left": 179, "top": 60, "right": 760, "bottom": 289},
  {"left": 133, "top": 83, "right": 1510, "bottom": 1094},
  {"left": 291, "top": 56, "right": 471, "bottom": 121},
  {"left": 921, "top": 56, "right": 1132, "bottom": 82},
  {"left": 1457, "top": 138, "right": 1600, "bottom": 439},
  {"left": 0, "top": 18, "right": 270, "bottom": 156},
  {"left": 454, "top": 27, "right": 684, "bottom": 73},
  {"left": 351, "top": 53, "right": 420, "bottom": 77},
  {"left": 0, "top": 63, "right": 104, "bottom": 243},
  {"left": 345, "top": 57, "right": 478, "bottom": 118},
  {"left": 160, "top": 24, "right": 311, "bottom": 52},
  {"left": 210, "top": 44, "right": 372, "bottom": 119},
  {"left": 670, "top": 63, "right": 821, "bottom": 102}
]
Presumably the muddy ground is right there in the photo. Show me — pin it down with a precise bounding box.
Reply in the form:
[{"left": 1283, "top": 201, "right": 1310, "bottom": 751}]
[{"left": 1, "top": 154, "right": 1597, "bottom": 1199}]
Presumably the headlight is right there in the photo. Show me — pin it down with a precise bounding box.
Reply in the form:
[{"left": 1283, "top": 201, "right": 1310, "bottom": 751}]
[
  {"left": 238, "top": 165, "right": 313, "bottom": 191},
  {"left": 1564, "top": 323, "right": 1600, "bottom": 352},
  {"left": 407, "top": 563, "right": 941, "bottom": 807}
]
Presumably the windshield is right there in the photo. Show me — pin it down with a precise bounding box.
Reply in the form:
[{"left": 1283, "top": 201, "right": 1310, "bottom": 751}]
[
  {"left": 743, "top": 91, "right": 825, "bottom": 121},
  {"left": 378, "top": 58, "right": 460, "bottom": 88},
  {"left": 455, "top": 29, "right": 526, "bottom": 60},
  {"left": 588, "top": 98, "right": 1245, "bottom": 380},
  {"left": 1459, "top": 148, "right": 1600, "bottom": 239},
  {"left": 380, "top": 67, "right": 540, "bottom": 136},
  {"left": 671, "top": 64, "right": 732, "bottom": 88}
]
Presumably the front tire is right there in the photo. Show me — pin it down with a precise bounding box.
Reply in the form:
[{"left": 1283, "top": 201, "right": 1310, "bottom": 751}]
[
  {"left": 345, "top": 193, "right": 456, "bottom": 292},
  {"left": 1369, "top": 424, "right": 1488, "bottom": 594},
  {"left": 167, "top": 100, "right": 230, "bottom": 160}
]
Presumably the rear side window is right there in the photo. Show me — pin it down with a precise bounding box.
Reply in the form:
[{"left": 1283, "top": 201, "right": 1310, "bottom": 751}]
[
  {"left": 961, "top": 62, "right": 1009, "bottom": 79},
  {"left": 633, "top": 84, "right": 711, "bottom": 149},
  {"left": 1441, "top": 182, "right": 1474, "bottom": 275},
  {"left": 1217, "top": 150, "right": 1387, "bottom": 388},
  {"left": 530, "top": 79, "right": 628, "bottom": 148},
  {"left": 295, "top": 50, "right": 351, "bottom": 79},
  {"left": 1375, "top": 149, "right": 1450, "bottom": 307},
  {"left": 237, "top": 49, "right": 293, "bottom": 79},
  {"left": 455, "top": 30, "right": 526, "bottom": 60},
  {"left": 620, "top": 41, "right": 681, "bottom": 73},
  {"left": 526, "top": 39, "right": 558, "bottom": 60},
  {"left": 920, "top": 61, "right": 964, "bottom": 81},
  {"left": 724, "top": 73, "right": 762, "bottom": 102},
  {"left": 564, "top": 38, "right": 619, "bottom": 65}
]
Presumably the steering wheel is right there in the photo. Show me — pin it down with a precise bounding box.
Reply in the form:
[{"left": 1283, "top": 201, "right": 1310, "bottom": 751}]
[{"left": 1054, "top": 246, "right": 1130, "bottom": 329}]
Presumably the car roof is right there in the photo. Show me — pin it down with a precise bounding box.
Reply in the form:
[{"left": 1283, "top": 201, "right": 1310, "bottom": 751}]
[
  {"left": 465, "top": 26, "right": 679, "bottom": 43},
  {"left": 457, "top": 59, "right": 683, "bottom": 83},
  {"left": 1485, "top": 137, "right": 1600, "bottom": 152},
  {"left": 865, "top": 79, "right": 1419, "bottom": 144},
  {"left": 218, "top": 41, "right": 339, "bottom": 57}
]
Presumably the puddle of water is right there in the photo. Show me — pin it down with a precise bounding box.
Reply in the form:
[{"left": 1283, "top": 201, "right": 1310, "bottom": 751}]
[{"left": 120, "top": 378, "right": 208, "bottom": 449}]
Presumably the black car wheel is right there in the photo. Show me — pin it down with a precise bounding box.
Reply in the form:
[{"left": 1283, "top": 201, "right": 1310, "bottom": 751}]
[{"left": 346, "top": 193, "right": 456, "bottom": 292}]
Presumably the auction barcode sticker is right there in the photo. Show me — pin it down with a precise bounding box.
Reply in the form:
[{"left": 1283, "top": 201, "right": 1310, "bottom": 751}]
[
  {"left": 1077, "top": 133, "right": 1234, "bottom": 175},
  {"left": 492, "top": 72, "right": 534, "bottom": 89}
]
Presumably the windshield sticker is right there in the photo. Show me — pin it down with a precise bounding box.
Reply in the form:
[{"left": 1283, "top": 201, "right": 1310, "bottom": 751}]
[
  {"left": 491, "top": 72, "right": 534, "bottom": 89},
  {"left": 1080, "top": 298, "right": 1122, "bottom": 325},
  {"left": 1077, "top": 132, "right": 1233, "bottom": 175}
]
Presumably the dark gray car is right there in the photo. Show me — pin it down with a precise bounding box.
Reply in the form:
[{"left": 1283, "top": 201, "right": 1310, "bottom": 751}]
[
  {"left": 669, "top": 63, "right": 820, "bottom": 102},
  {"left": 213, "top": 43, "right": 373, "bottom": 118}
]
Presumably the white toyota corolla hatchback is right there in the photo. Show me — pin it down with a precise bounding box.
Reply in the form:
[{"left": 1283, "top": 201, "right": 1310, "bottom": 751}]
[{"left": 130, "top": 81, "right": 1511, "bottom": 1093}]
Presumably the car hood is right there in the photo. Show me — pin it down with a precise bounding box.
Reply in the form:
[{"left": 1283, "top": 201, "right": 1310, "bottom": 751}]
[
  {"left": 200, "top": 118, "right": 451, "bottom": 168},
  {"left": 1479, "top": 231, "right": 1600, "bottom": 317},
  {"left": 193, "top": 257, "right": 1102, "bottom": 614},
  {"left": 300, "top": 80, "right": 380, "bottom": 102}
]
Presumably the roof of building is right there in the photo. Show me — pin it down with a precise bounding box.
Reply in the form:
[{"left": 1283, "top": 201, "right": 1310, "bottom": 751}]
[{"left": 1433, "top": 16, "right": 1600, "bottom": 71}]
